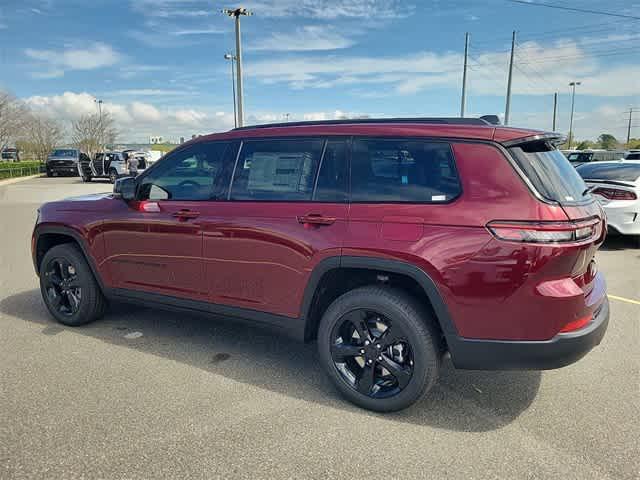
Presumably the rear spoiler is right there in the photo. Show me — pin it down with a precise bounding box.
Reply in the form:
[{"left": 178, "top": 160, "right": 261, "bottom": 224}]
[{"left": 502, "top": 133, "right": 567, "bottom": 148}]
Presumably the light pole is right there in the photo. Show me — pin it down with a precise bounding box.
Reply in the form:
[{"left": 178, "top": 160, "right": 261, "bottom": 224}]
[
  {"left": 568, "top": 81, "right": 581, "bottom": 149},
  {"left": 224, "top": 53, "right": 237, "bottom": 128},
  {"left": 223, "top": 7, "right": 252, "bottom": 127},
  {"left": 94, "top": 99, "right": 103, "bottom": 121}
]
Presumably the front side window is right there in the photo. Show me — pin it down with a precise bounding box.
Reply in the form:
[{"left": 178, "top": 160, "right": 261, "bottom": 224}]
[
  {"left": 138, "top": 142, "right": 232, "bottom": 201},
  {"left": 350, "top": 139, "right": 461, "bottom": 202},
  {"left": 230, "top": 139, "right": 324, "bottom": 201}
]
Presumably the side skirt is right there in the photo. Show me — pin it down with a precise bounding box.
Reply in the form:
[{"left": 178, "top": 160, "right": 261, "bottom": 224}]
[{"left": 106, "top": 288, "right": 307, "bottom": 341}]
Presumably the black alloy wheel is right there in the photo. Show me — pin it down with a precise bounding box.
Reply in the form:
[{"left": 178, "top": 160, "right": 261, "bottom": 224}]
[
  {"left": 109, "top": 169, "right": 118, "bottom": 184},
  {"left": 318, "top": 286, "right": 441, "bottom": 412},
  {"left": 39, "top": 244, "right": 106, "bottom": 326},
  {"left": 330, "top": 309, "right": 414, "bottom": 398},
  {"left": 42, "top": 257, "right": 82, "bottom": 317}
]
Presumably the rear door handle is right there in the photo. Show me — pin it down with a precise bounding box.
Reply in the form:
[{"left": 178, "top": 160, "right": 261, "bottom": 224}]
[
  {"left": 297, "top": 214, "right": 336, "bottom": 226},
  {"left": 172, "top": 209, "right": 200, "bottom": 220}
]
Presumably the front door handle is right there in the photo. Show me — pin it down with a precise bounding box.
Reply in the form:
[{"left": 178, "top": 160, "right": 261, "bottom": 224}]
[
  {"left": 172, "top": 209, "right": 200, "bottom": 220},
  {"left": 297, "top": 214, "right": 336, "bottom": 226}
]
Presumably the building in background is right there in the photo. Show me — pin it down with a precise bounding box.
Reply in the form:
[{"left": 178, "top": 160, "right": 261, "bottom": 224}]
[{"left": 149, "top": 136, "right": 164, "bottom": 144}]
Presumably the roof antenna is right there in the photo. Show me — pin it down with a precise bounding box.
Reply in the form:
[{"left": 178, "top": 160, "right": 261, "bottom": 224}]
[{"left": 480, "top": 115, "right": 501, "bottom": 125}]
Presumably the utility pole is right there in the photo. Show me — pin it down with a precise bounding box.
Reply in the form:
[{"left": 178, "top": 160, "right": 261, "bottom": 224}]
[
  {"left": 460, "top": 32, "right": 469, "bottom": 117},
  {"left": 223, "top": 7, "right": 252, "bottom": 127},
  {"left": 552, "top": 92, "right": 558, "bottom": 131},
  {"left": 504, "top": 30, "right": 516, "bottom": 126},
  {"left": 568, "top": 81, "right": 581, "bottom": 149},
  {"left": 224, "top": 53, "right": 237, "bottom": 128},
  {"left": 627, "top": 108, "right": 633, "bottom": 145}
]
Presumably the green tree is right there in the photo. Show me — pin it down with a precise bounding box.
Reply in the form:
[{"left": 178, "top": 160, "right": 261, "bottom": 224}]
[
  {"left": 576, "top": 140, "right": 594, "bottom": 150},
  {"left": 597, "top": 133, "right": 618, "bottom": 150}
]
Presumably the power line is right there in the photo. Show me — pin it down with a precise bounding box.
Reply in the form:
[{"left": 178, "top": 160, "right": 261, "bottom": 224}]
[{"left": 503, "top": 0, "right": 640, "bottom": 20}]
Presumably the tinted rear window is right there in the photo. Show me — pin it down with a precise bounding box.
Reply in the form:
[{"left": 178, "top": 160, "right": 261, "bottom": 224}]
[
  {"left": 576, "top": 163, "right": 640, "bottom": 182},
  {"left": 351, "top": 139, "right": 461, "bottom": 203},
  {"left": 510, "top": 142, "right": 588, "bottom": 203}
]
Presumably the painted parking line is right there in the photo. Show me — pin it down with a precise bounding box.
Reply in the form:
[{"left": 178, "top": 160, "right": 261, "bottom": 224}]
[{"left": 608, "top": 294, "right": 640, "bottom": 306}]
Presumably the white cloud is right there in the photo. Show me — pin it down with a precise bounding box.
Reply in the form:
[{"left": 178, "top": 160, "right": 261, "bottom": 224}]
[
  {"left": 24, "top": 91, "right": 230, "bottom": 142},
  {"left": 170, "top": 28, "right": 223, "bottom": 36},
  {"left": 244, "top": 37, "right": 639, "bottom": 98},
  {"left": 248, "top": 26, "right": 354, "bottom": 52},
  {"left": 114, "top": 89, "right": 194, "bottom": 97},
  {"left": 25, "top": 43, "right": 121, "bottom": 77},
  {"left": 130, "top": 102, "right": 162, "bottom": 122},
  {"left": 243, "top": 0, "right": 413, "bottom": 19}
]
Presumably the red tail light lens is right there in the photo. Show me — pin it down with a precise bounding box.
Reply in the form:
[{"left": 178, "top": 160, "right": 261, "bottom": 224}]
[
  {"left": 487, "top": 219, "right": 601, "bottom": 244},
  {"left": 559, "top": 314, "right": 592, "bottom": 333},
  {"left": 591, "top": 187, "right": 637, "bottom": 200}
]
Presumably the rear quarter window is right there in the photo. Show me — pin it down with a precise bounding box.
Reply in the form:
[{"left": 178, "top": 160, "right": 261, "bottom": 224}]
[{"left": 509, "top": 141, "right": 588, "bottom": 204}]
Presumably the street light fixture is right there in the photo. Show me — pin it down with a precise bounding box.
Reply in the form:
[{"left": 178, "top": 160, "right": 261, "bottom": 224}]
[
  {"left": 224, "top": 53, "right": 237, "bottom": 128},
  {"left": 568, "top": 81, "right": 581, "bottom": 149},
  {"left": 222, "top": 7, "right": 253, "bottom": 127}
]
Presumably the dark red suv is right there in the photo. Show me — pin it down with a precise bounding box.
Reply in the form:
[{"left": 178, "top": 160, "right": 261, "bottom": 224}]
[{"left": 32, "top": 118, "right": 609, "bottom": 412}]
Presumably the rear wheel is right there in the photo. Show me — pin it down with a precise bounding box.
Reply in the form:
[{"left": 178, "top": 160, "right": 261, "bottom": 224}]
[
  {"left": 108, "top": 169, "right": 118, "bottom": 184},
  {"left": 39, "top": 244, "right": 106, "bottom": 326},
  {"left": 318, "top": 286, "right": 441, "bottom": 412},
  {"left": 46, "top": 168, "right": 52, "bottom": 177},
  {"left": 81, "top": 173, "right": 92, "bottom": 182}
]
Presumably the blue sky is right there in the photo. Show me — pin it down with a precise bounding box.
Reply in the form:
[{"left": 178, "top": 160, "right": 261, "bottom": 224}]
[{"left": 0, "top": 0, "right": 638, "bottom": 142}]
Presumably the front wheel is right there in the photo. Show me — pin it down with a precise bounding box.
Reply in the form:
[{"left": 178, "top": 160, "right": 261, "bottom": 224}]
[
  {"left": 108, "top": 169, "right": 118, "bottom": 184},
  {"left": 39, "top": 244, "right": 106, "bottom": 326},
  {"left": 317, "top": 286, "right": 441, "bottom": 412},
  {"left": 46, "top": 169, "right": 52, "bottom": 177},
  {"left": 81, "top": 173, "right": 92, "bottom": 182}
]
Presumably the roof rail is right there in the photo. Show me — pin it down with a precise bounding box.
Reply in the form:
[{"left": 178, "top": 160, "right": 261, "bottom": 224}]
[{"left": 232, "top": 117, "right": 494, "bottom": 131}]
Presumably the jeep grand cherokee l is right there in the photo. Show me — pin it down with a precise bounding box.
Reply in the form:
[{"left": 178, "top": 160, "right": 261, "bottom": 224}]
[{"left": 32, "top": 118, "right": 609, "bottom": 412}]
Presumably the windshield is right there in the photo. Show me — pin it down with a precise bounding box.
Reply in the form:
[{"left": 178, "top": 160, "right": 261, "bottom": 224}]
[
  {"left": 510, "top": 142, "right": 589, "bottom": 204},
  {"left": 567, "top": 152, "right": 593, "bottom": 163},
  {"left": 51, "top": 149, "right": 77, "bottom": 157},
  {"left": 577, "top": 163, "right": 640, "bottom": 183}
]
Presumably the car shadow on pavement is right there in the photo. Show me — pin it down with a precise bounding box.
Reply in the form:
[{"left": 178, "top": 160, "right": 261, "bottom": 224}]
[
  {"left": 600, "top": 235, "right": 639, "bottom": 251},
  {"left": 1, "top": 289, "right": 541, "bottom": 432}
]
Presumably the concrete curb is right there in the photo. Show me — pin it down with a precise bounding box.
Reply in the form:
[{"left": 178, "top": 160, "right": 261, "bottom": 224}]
[{"left": 0, "top": 174, "right": 44, "bottom": 187}]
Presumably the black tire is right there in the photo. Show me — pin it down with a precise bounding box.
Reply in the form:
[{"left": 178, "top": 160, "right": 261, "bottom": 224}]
[
  {"left": 108, "top": 169, "right": 118, "bottom": 184},
  {"left": 46, "top": 169, "right": 52, "bottom": 177},
  {"left": 317, "top": 285, "right": 441, "bottom": 412},
  {"left": 81, "top": 174, "right": 92, "bottom": 182},
  {"left": 39, "top": 243, "right": 106, "bottom": 326}
]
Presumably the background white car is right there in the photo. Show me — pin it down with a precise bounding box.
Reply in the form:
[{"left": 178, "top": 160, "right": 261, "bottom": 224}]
[{"left": 576, "top": 161, "right": 640, "bottom": 247}]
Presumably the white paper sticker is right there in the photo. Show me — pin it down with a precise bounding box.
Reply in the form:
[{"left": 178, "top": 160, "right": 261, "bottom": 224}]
[{"left": 431, "top": 195, "right": 446, "bottom": 201}]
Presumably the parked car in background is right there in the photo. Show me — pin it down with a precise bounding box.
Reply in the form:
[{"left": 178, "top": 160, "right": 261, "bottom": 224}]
[
  {"left": 577, "top": 161, "right": 640, "bottom": 246},
  {"left": 78, "top": 150, "right": 151, "bottom": 183},
  {"left": 567, "top": 150, "right": 626, "bottom": 167},
  {"left": 623, "top": 151, "right": 640, "bottom": 160},
  {"left": 46, "top": 149, "right": 86, "bottom": 177},
  {"left": 1, "top": 147, "right": 20, "bottom": 161},
  {"left": 33, "top": 117, "right": 609, "bottom": 412}
]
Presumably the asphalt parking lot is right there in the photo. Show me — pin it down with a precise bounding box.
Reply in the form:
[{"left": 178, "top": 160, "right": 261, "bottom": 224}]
[{"left": 0, "top": 176, "right": 638, "bottom": 479}]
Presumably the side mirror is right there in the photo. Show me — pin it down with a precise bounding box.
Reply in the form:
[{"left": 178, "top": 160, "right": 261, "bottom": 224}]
[{"left": 113, "top": 176, "right": 136, "bottom": 201}]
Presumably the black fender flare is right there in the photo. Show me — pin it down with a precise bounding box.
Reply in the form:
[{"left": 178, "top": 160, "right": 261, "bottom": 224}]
[
  {"left": 33, "top": 225, "right": 107, "bottom": 293},
  {"left": 301, "top": 255, "right": 458, "bottom": 339}
]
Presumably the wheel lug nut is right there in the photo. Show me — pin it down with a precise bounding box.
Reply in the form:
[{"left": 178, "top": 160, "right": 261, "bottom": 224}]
[
  {"left": 377, "top": 356, "right": 382, "bottom": 361},
  {"left": 367, "top": 359, "right": 373, "bottom": 365},
  {"left": 364, "top": 340, "right": 370, "bottom": 346},
  {"left": 359, "top": 349, "right": 365, "bottom": 354},
  {"left": 376, "top": 344, "right": 381, "bottom": 349}
]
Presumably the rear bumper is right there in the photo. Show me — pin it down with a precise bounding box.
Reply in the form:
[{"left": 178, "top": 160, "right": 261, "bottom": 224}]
[{"left": 447, "top": 298, "right": 609, "bottom": 370}]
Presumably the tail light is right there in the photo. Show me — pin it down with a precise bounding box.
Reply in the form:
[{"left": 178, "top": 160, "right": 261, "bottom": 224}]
[
  {"left": 591, "top": 187, "right": 637, "bottom": 200},
  {"left": 487, "top": 218, "right": 601, "bottom": 244},
  {"left": 559, "top": 314, "right": 592, "bottom": 333}
]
